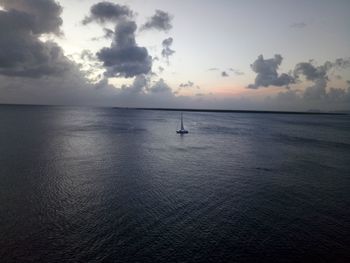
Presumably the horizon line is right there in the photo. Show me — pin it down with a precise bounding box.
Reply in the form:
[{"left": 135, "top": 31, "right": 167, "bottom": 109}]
[{"left": 0, "top": 103, "right": 348, "bottom": 115}]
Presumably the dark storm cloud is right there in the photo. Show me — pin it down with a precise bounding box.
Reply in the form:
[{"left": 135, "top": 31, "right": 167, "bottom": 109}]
[
  {"left": 0, "top": 0, "right": 72, "bottom": 78},
  {"left": 179, "top": 81, "right": 194, "bottom": 88},
  {"left": 113, "top": 19, "right": 137, "bottom": 47},
  {"left": 97, "top": 19, "right": 152, "bottom": 78},
  {"left": 247, "top": 54, "right": 295, "bottom": 89},
  {"left": 161, "top": 37, "right": 175, "bottom": 62},
  {"left": 97, "top": 45, "right": 152, "bottom": 78},
  {"left": 0, "top": 0, "right": 63, "bottom": 35},
  {"left": 85, "top": 2, "right": 154, "bottom": 78},
  {"left": 82, "top": 1, "right": 132, "bottom": 25},
  {"left": 221, "top": 71, "right": 229, "bottom": 77},
  {"left": 141, "top": 10, "right": 173, "bottom": 32}
]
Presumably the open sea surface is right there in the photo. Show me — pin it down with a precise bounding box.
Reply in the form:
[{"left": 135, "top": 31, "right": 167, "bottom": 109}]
[{"left": 0, "top": 105, "right": 349, "bottom": 262}]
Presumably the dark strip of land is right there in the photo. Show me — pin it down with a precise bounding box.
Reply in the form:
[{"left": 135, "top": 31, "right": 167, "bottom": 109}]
[
  {"left": 113, "top": 107, "right": 348, "bottom": 115},
  {"left": 0, "top": 104, "right": 347, "bottom": 115}
]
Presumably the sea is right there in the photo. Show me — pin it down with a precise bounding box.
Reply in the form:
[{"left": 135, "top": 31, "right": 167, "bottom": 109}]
[{"left": 0, "top": 105, "right": 349, "bottom": 262}]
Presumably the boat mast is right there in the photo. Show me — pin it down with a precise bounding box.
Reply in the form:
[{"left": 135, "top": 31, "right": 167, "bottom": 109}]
[{"left": 181, "top": 112, "right": 184, "bottom": 130}]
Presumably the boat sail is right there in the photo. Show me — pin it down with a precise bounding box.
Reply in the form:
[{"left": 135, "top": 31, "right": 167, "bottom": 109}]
[{"left": 176, "top": 112, "right": 189, "bottom": 134}]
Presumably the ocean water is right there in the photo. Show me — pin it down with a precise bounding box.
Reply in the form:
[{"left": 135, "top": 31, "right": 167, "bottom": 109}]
[{"left": 0, "top": 105, "right": 349, "bottom": 262}]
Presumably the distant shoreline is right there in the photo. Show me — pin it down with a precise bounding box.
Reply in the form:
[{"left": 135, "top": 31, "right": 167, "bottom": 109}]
[
  {"left": 114, "top": 107, "right": 349, "bottom": 115},
  {"left": 0, "top": 104, "right": 348, "bottom": 115}
]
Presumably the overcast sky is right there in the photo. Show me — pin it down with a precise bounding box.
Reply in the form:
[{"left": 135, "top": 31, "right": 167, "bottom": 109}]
[{"left": 0, "top": 0, "right": 349, "bottom": 111}]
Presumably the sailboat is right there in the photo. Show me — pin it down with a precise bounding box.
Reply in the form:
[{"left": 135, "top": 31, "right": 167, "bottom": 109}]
[{"left": 176, "top": 112, "right": 189, "bottom": 134}]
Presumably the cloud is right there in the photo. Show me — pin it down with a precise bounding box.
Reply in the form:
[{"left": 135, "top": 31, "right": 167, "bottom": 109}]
[
  {"left": 290, "top": 22, "right": 307, "bottom": 29},
  {"left": 80, "top": 50, "right": 95, "bottom": 61},
  {"left": 229, "top": 68, "right": 244, "bottom": 76},
  {"left": 161, "top": 37, "right": 175, "bottom": 62},
  {"left": 82, "top": 1, "right": 132, "bottom": 25},
  {"left": 266, "top": 85, "right": 350, "bottom": 111},
  {"left": 261, "top": 58, "right": 350, "bottom": 111},
  {"left": 222, "top": 71, "right": 229, "bottom": 77},
  {"left": 148, "top": 78, "right": 172, "bottom": 93},
  {"left": 0, "top": 1, "right": 348, "bottom": 112},
  {"left": 247, "top": 54, "right": 295, "bottom": 89},
  {"left": 303, "top": 79, "right": 328, "bottom": 100},
  {"left": 327, "top": 87, "right": 348, "bottom": 101},
  {"left": 293, "top": 58, "right": 350, "bottom": 101},
  {"left": 121, "top": 75, "right": 148, "bottom": 94},
  {"left": 0, "top": 0, "right": 73, "bottom": 78},
  {"left": 1, "top": 69, "right": 349, "bottom": 111},
  {"left": 0, "top": 0, "right": 63, "bottom": 35},
  {"left": 0, "top": 65, "right": 117, "bottom": 106},
  {"left": 179, "top": 81, "right": 194, "bottom": 88},
  {"left": 141, "top": 10, "right": 173, "bottom": 32},
  {"left": 0, "top": 0, "right": 114, "bottom": 106},
  {"left": 333, "top": 58, "right": 350, "bottom": 69},
  {"left": 293, "top": 58, "right": 350, "bottom": 82},
  {"left": 91, "top": 28, "right": 114, "bottom": 41},
  {"left": 246, "top": 56, "right": 350, "bottom": 110},
  {"left": 210, "top": 68, "right": 243, "bottom": 76},
  {"left": 294, "top": 61, "right": 330, "bottom": 81},
  {"left": 103, "top": 28, "right": 114, "bottom": 38},
  {"left": 97, "top": 19, "right": 152, "bottom": 78},
  {"left": 108, "top": 74, "right": 173, "bottom": 97}
]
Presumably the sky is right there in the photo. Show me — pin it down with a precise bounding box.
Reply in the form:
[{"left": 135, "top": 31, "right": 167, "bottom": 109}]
[{"left": 0, "top": 0, "right": 350, "bottom": 111}]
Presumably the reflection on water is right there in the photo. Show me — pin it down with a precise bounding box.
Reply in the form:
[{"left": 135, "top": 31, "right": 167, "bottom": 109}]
[{"left": 0, "top": 105, "right": 349, "bottom": 262}]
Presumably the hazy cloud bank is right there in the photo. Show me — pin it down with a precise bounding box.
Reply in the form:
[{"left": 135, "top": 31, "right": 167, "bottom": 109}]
[{"left": 251, "top": 55, "right": 350, "bottom": 111}]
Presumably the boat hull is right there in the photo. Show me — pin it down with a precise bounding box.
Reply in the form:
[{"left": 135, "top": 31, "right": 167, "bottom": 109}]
[{"left": 176, "top": 130, "right": 189, "bottom": 134}]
